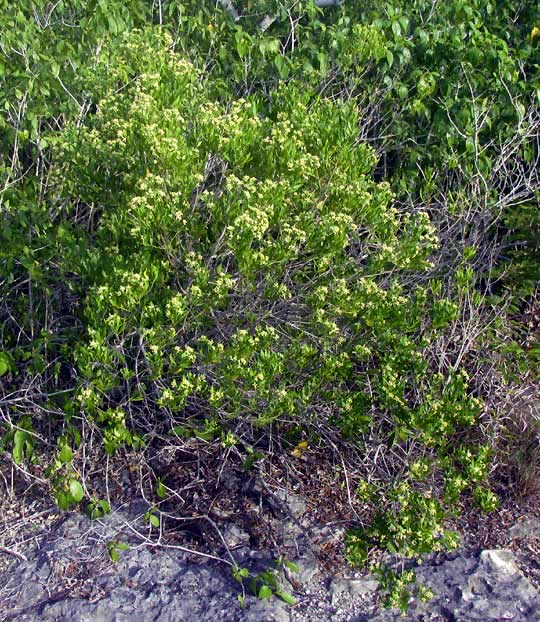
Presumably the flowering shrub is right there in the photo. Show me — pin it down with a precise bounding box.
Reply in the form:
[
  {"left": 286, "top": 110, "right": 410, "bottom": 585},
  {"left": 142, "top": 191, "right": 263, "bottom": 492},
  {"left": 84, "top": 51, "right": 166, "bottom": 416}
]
[
  {"left": 51, "top": 31, "right": 441, "bottom": 436},
  {"left": 0, "top": 4, "right": 514, "bottom": 607},
  {"left": 29, "top": 29, "right": 485, "bottom": 569}
]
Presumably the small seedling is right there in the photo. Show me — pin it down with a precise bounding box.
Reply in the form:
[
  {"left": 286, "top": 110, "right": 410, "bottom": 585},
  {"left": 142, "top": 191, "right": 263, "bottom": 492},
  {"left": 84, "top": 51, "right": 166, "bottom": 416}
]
[
  {"left": 231, "top": 558, "right": 298, "bottom": 607},
  {"left": 107, "top": 540, "right": 130, "bottom": 562},
  {"left": 85, "top": 498, "right": 111, "bottom": 519},
  {"left": 144, "top": 506, "right": 160, "bottom": 528}
]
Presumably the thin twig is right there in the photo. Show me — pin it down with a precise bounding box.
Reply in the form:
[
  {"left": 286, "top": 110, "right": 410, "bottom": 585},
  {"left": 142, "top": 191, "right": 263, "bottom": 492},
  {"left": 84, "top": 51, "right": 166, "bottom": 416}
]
[{"left": 0, "top": 546, "right": 28, "bottom": 562}]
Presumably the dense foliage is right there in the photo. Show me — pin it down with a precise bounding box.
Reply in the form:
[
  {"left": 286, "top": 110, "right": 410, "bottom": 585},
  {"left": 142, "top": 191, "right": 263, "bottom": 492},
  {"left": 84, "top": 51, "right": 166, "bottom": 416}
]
[{"left": 1, "top": 0, "right": 539, "bottom": 610}]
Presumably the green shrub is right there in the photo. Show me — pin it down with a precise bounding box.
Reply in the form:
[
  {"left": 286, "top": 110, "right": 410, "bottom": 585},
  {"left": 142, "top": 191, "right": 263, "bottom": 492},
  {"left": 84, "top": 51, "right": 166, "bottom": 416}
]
[
  {"left": 50, "top": 30, "right": 435, "bottom": 438},
  {"left": 0, "top": 3, "right": 515, "bottom": 608},
  {"left": 21, "top": 28, "right": 483, "bottom": 566}
]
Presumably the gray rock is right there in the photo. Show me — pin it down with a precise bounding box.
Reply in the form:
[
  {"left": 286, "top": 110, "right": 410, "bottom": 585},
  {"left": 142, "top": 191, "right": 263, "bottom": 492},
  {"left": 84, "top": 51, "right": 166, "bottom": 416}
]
[
  {"left": 479, "top": 549, "right": 520, "bottom": 575},
  {"left": 2, "top": 503, "right": 540, "bottom": 622},
  {"left": 330, "top": 577, "right": 379, "bottom": 605},
  {"left": 367, "top": 548, "right": 540, "bottom": 621},
  {"left": 222, "top": 523, "right": 251, "bottom": 549},
  {"left": 509, "top": 517, "right": 540, "bottom": 540},
  {"left": 274, "top": 492, "right": 307, "bottom": 521},
  {"left": 294, "top": 551, "right": 320, "bottom": 585},
  {"left": 0, "top": 508, "right": 291, "bottom": 622}
]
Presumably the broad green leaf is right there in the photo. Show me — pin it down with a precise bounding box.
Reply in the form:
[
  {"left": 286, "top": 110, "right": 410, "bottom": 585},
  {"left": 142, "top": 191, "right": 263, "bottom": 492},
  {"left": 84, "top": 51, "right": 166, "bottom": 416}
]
[
  {"left": 275, "top": 590, "right": 297, "bottom": 606},
  {"left": 108, "top": 542, "right": 120, "bottom": 562},
  {"left": 156, "top": 480, "right": 167, "bottom": 499},
  {"left": 56, "top": 492, "right": 70, "bottom": 510},
  {"left": 273, "top": 55, "right": 289, "bottom": 79},
  {"left": 69, "top": 480, "right": 84, "bottom": 503},
  {"left": 318, "top": 51, "right": 328, "bottom": 75},
  {"left": 258, "top": 585, "right": 273, "bottom": 600},
  {"left": 13, "top": 430, "right": 26, "bottom": 464},
  {"left": 12, "top": 443, "right": 23, "bottom": 465},
  {"left": 284, "top": 560, "right": 299, "bottom": 574},
  {"left": 86, "top": 499, "right": 111, "bottom": 519},
  {"left": 0, "top": 353, "right": 10, "bottom": 376},
  {"left": 59, "top": 444, "right": 73, "bottom": 463}
]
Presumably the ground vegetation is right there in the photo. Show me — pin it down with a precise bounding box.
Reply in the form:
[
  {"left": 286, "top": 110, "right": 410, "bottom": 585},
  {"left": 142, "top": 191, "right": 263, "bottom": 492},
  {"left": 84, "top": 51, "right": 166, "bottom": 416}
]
[{"left": 1, "top": 0, "right": 540, "bottom": 610}]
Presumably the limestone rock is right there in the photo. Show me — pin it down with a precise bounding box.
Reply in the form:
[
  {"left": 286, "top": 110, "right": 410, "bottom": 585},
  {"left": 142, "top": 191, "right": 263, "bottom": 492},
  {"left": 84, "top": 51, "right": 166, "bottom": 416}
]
[
  {"left": 330, "top": 576, "right": 379, "bottom": 605},
  {"left": 1, "top": 503, "right": 540, "bottom": 622},
  {"left": 367, "top": 548, "right": 540, "bottom": 621},
  {"left": 509, "top": 517, "right": 540, "bottom": 540}
]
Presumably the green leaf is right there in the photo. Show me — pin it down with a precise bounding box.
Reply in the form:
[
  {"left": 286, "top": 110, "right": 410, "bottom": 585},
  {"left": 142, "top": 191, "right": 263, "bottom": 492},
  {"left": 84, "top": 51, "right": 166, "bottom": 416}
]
[
  {"left": 12, "top": 443, "right": 23, "bottom": 465},
  {"left": 273, "top": 55, "right": 289, "bottom": 79},
  {"left": 149, "top": 513, "right": 160, "bottom": 527},
  {"left": 387, "top": 541, "right": 398, "bottom": 554},
  {"left": 171, "top": 425, "right": 193, "bottom": 438},
  {"left": 233, "top": 566, "right": 250, "bottom": 580},
  {"left": 258, "top": 585, "right": 273, "bottom": 600},
  {"left": 243, "top": 454, "right": 256, "bottom": 471},
  {"left": 99, "top": 500, "right": 111, "bottom": 514},
  {"left": 56, "top": 491, "right": 70, "bottom": 510},
  {"left": 86, "top": 499, "right": 111, "bottom": 519},
  {"left": 107, "top": 14, "right": 119, "bottom": 35},
  {"left": 13, "top": 430, "right": 26, "bottom": 464},
  {"left": 275, "top": 590, "right": 297, "bottom": 605},
  {"left": 86, "top": 503, "right": 98, "bottom": 519},
  {"left": 0, "top": 353, "right": 11, "bottom": 376},
  {"left": 235, "top": 33, "right": 250, "bottom": 59},
  {"left": 195, "top": 427, "right": 217, "bottom": 441},
  {"left": 156, "top": 480, "right": 167, "bottom": 499},
  {"left": 318, "top": 51, "right": 329, "bottom": 75},
  {"left": 284, "top": 560, "right": 299, "bottom": 574},
  {"left": 108, "top": 542, "right": 120, "bottom": 562},
  {"left": 69, "top": 480, "right": 84, "bottom": 503},
  {"left": 397, "top": 84, "right": 408, "bottom": 100},
  {"left": 258, "top": 570, "right": 278, "bottom": 589},
  {"left": 14, "top": 429, "right": 25, "bottom": 448},
  {"left": 59, "top": 444, "right": 73, "bottom": 463}
]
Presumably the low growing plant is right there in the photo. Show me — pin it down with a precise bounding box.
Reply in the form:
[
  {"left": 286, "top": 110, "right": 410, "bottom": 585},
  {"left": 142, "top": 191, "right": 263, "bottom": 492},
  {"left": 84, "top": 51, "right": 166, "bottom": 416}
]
[{"left": 233, "top": 557, "right": 298, "bottom": 607}]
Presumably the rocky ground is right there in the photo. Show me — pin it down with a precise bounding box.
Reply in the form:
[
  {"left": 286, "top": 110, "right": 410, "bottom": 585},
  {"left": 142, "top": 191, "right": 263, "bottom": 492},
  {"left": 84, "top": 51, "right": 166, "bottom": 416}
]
[
  {"left": 1, "top": 486, "right": 540, "bottom": 622},
  {"left": 2, "top": 431, "right": 540, "bottom": 622}
]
